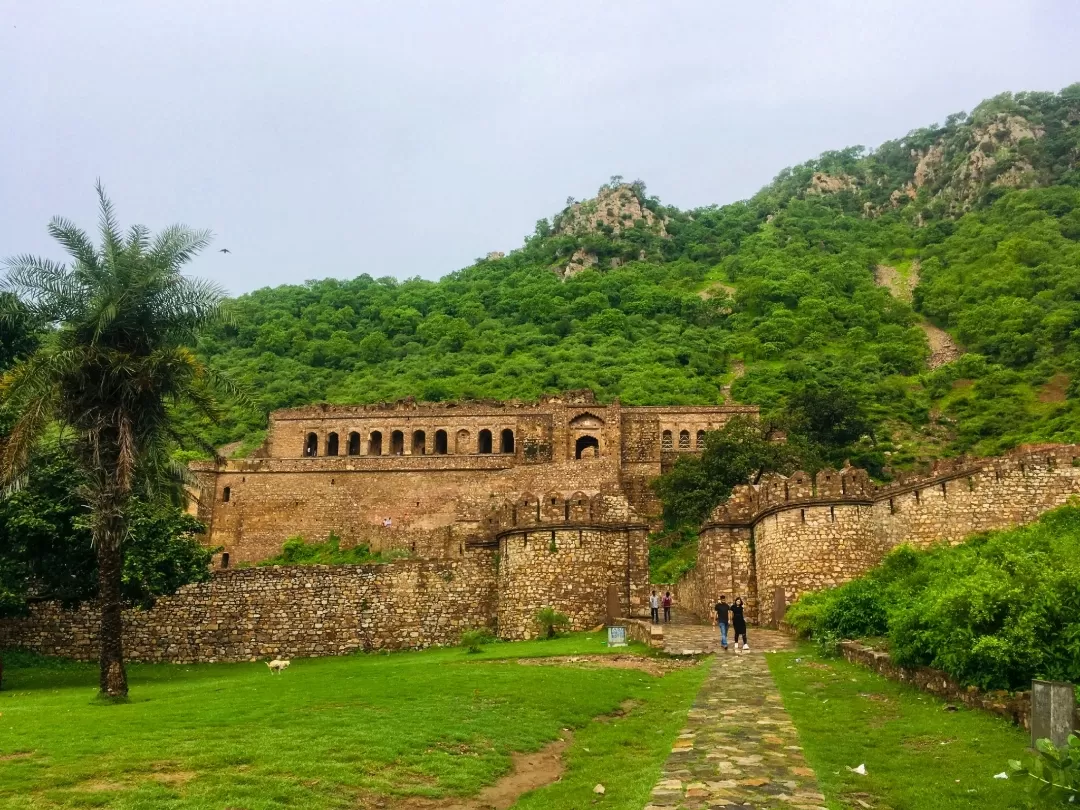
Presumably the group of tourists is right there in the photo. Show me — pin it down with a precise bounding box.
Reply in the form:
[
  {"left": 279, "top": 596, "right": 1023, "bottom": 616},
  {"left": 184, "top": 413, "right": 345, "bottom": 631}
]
[
  {"left": 714, "top": 595, "right": 749, "bottom": 651},
  {"left": 648, "top": 590, "right": 673, "bottom": 623}
]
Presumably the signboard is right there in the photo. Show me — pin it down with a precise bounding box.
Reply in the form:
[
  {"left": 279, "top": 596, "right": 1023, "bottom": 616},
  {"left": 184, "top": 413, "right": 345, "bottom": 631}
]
[{"left": 607, "top": 626, "right": 627, "bottom": 647}]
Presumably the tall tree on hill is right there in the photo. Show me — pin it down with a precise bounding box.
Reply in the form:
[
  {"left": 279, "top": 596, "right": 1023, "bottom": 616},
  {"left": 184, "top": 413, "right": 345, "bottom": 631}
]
[{"left": 0, "top": 183, "right": 235, "bottom": 699}]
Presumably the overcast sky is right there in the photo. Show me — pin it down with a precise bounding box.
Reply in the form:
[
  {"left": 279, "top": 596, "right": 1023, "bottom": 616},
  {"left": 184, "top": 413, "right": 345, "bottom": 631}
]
[{"left": 2, "top": 1, "right": 1077, "bottom": 296}]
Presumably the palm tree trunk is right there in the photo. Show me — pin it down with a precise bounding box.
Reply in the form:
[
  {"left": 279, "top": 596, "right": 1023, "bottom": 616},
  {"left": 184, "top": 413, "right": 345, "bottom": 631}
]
[{"left": 95, "top": 503, "right": 128, "bottom": 699}]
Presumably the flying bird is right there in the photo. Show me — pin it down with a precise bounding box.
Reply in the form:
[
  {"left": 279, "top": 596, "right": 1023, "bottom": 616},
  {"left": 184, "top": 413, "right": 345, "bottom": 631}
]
[{"left": 219, "top": 248, "right": 231, "bottom": 254}]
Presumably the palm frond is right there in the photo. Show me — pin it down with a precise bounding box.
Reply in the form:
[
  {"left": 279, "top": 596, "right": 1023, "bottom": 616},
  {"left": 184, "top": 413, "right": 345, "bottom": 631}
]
[
  {"left": 95, "top": 179, "right": 124, "bottom": 266},
  {"left": 150, "top": 225, "right": 214, "bottom": 270},
  {"left": 47, "top": 217, "right": 101, "bottom": 272}
]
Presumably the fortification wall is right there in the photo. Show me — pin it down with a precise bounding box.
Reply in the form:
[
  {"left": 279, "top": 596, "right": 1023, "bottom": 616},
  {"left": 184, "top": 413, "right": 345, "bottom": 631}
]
[
  {"left": 201, "top": 457, "right": 626, "bottom": 564},
  {"left": 496, "top": 522, "right": 650, "bottom": 639},
  {"left": 0, "top": 555, "right": 498, "bottom": 663},
  {"left": 669, "top": 526, "right": 755, "bottom": 624},
  {"left": 685, "top": 446, "right": 1080, "bottom": 627}
]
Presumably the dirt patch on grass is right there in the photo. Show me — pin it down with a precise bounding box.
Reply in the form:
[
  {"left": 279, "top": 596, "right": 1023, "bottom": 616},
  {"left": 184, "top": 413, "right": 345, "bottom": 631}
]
[
  {"left": 72, "top": 780, "right": 129, "bottom": 792},
  {"left": 902, "top": 735, "right": 957, "bottom": 752},
  {"left": 380, "top": 733, "right": 571, "bottom": 810},
  {"left": 1039, "top": 373, "right": 1070, "bottom": 403},
  {"left": 698, "top": 281, "right": 736, "bottom": 300},
  {"left": 150, "top": 770, "right": 197, "bottom": 785},
  {"left": 874, "top": 263, "right": 918, "bottom": 303},
  {"left": 515, "top": 654, "right": 696, "bottom": 677},
  {"left": 0, "top": 751, "right": 34, "bottom": 762}
]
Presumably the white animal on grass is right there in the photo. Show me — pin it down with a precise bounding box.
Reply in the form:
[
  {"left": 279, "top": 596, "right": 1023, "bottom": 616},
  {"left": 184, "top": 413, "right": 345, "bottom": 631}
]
[{"left": 266, "top": 658, "right": 290, "bottom": 673}]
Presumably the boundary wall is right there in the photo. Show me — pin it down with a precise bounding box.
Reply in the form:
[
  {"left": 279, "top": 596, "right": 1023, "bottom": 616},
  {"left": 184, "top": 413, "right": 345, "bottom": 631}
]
[
  {"left": 0, "top": 492, "right": 650, "bottom": 660},
  {"left": 673, "top": 446, "right": 1080, "bottom": 625}
]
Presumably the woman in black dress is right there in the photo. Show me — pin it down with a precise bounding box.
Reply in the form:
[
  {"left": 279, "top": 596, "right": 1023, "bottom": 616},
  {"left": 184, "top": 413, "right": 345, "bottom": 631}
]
[{"left": 731, "top": 597, "right": 749, "bottom": 651}]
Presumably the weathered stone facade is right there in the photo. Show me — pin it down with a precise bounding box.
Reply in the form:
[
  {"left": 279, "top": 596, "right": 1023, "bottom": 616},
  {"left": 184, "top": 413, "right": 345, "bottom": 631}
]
[
  {"left": 191, "top": 391, "right": 754, "bottom": 565},
  {"left": 674, "top": 446, "right": 1080, "bottom": 626},
  {"left": 0, "top": 558, "right": 498, "bottom": 663}
]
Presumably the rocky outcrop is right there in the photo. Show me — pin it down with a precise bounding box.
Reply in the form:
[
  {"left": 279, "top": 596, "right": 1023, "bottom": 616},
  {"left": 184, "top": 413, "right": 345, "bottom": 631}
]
[{"left": 554, "top": 184, "right": 667, "bottom": 238}]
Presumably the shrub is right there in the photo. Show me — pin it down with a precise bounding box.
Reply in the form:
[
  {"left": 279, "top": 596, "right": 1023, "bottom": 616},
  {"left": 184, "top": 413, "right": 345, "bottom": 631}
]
[
  {"left": 1009, "top": 735, "right": 1080, "bottom": 805},
  {"left": 534, "top": 607, "right": 570, "bottom": 639},
  {"left": 459, "top": 628, "right": 494, "bottom": 654},
  {"left": 814, "top": 630, "right": 843, "bottom": 659},
  {"left": 786, "top": 504, "right": 1080, "bottom": 691}
]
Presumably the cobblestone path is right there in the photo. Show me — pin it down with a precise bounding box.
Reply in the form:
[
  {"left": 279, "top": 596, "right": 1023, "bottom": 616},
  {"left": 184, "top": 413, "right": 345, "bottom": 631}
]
[{"left": 646, "top": 630, "right": 826, "bottom": 809}]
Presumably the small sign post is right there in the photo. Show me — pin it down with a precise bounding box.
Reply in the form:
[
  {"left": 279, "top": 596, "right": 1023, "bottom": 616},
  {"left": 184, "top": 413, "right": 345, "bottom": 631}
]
[
  {"left": 607, "top": 626, "right": 627, "bottom": 647},
  {"left": 1031, "top": 680, "right": 1076, "bottom": 748}
]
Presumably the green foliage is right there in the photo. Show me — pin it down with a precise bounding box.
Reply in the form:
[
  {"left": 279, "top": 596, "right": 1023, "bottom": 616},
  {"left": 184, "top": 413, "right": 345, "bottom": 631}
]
[
  {"left": 786, "top": 504, "right": 1080, "bottom": 690},
  {"left": 648, "top": 526, "right": 699, "bottom": 582},
  {"left": 652, "top": 416, "right": 814, "bottom": 528},
  {"left": 534, "top": 606, "right": 571, "bottom": 639},
  {"left": 1009, "top": 735, "right": 1080, "bottom": 805},
  {"left": 0, "top": 443, "right": 212, "bottom": 616},
  {"left": 256, "top": 534, "right": 398, "bottom": 567},
  {"left": 459, "top": 628, "right": 494, "bottom": 654}
]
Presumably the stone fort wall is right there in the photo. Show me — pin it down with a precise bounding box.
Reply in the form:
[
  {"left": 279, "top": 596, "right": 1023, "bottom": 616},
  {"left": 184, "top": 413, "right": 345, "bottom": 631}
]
[
  {"left": 0, "top": 489, "right": 650, "bottom": 660},
  {"left": 673, "top": 446, "right": 1080, "bottom": 626}
]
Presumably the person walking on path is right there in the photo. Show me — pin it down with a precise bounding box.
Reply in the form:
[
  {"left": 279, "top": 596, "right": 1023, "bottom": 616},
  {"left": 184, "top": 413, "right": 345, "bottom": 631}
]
[
  {"left": 662, "top": 591, "right": 673, "bottom": 623},
  {"left": 649, "top": 591, "right": 660, "bottom": 624},
  {"left": 714, "top": 596, "right": 730, "bottom": 650},
  {"left": 732, "top": 597, "right": 749, "bottom": 651}
]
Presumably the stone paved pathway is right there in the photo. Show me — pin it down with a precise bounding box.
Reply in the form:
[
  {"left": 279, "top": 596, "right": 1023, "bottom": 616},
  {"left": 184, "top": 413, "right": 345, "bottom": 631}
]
[{"left": 646, "top": 630, "right": 826, "bottom": 809}]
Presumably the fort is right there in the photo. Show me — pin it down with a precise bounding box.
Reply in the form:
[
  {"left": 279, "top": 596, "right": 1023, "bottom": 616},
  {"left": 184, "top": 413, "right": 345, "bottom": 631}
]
[{"left": 3, "top": 392, "right": 1080, "bottom": 663}]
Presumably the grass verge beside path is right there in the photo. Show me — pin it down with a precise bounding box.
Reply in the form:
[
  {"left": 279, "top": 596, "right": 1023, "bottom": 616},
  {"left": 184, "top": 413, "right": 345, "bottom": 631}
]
[
  {"left": 768, "top": 647, "right": 1053, "bottom": 810},
  {"left": 0, "top": 634, "right": 708, "bottom": 810}
]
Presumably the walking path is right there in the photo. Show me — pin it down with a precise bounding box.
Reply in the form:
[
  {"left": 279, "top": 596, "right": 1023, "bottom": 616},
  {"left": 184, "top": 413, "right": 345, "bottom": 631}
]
[{"left": 646, "top": 623, "right": 826, "bottom": 809}]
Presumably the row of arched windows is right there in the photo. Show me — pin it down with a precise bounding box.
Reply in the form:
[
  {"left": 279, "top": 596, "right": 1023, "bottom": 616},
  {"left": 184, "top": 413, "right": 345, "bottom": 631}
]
[
  {"left": 302, "top": 428, "right": 515, "bottom": 457},
  {"left": 661, "top": 429, "right": 706, "bottom": 452}
]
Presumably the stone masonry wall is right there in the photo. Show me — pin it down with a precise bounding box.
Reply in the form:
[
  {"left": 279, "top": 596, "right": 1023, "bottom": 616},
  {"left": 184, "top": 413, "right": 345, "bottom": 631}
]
[
  {"left": 496, "top": 523, "right": 650, "bottom": 639},
  {"left": 669, "top": 526, "right": 755, "bottom": 624},
  {"left": 0, "top": 556, "right": 498, "bottom": 663},
  {"left": 682, "top": 446, "right": 1080, "bottom": 627}
]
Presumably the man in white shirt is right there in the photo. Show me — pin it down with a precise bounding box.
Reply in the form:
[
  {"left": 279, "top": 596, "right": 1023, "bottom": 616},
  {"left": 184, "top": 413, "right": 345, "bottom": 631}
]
[{"left": 649, "top": 591, "right": 660, "bottom": 624}]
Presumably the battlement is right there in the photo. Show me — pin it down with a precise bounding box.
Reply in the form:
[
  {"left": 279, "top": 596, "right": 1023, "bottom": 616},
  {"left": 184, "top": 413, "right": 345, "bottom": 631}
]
[
  {"left": 704, "top": 445, "right": 1080, "bottom": 527},
  {"left": 474, "top": 488, "right": 644, "bottom": 541}
]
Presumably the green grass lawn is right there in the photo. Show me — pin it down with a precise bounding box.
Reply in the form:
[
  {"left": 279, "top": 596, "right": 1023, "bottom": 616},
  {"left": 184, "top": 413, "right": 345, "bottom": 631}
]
[
  {"left": 0, "top": 635, "right": 708, "bottom": 810},
  {"left": 769, "top": 647, "right": 1053, "bottom": 810}
]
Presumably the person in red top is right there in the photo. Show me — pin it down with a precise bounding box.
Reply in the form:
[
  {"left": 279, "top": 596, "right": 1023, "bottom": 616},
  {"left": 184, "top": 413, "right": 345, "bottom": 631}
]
[{"left": 662, "top": 591, "right": 673, "bottom": 623}]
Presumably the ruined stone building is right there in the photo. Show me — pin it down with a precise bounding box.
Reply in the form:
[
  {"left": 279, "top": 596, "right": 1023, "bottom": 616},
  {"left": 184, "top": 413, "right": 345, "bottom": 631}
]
[{"left": 190, "top": 390, "right": 757, "bottom": 566}]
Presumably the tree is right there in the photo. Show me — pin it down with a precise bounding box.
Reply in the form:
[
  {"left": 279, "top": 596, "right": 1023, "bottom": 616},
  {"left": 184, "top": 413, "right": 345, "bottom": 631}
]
[
  {"left": 0, "top": 183, "right": 234, "bottom": 699},
  {"left": 652, "top": 416, "right": 812, "bottom": 527}
]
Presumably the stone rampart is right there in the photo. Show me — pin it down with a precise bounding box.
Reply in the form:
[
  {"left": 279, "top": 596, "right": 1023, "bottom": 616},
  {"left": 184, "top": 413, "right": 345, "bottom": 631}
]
[
  {"left": 685, "top": 446, "right": 1080, "bottom": 626},
  {"left": 0, "top": 556, "right": 498, "bottom": 663}
]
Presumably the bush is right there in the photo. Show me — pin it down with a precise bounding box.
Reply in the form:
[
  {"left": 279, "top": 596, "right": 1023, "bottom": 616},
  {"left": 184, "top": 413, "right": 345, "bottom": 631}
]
[
  {"left": 459, "top": 628, "right": 494, "bottom": 654},
  {"left": 534, "top": 607, "right": 570, "bottom": 639},
  {"left": 786, "top": 504, "right": 1080, "bottom": 691},
  {"left": 1009, "top": 735, "right": 1080, "bottom": 805}
]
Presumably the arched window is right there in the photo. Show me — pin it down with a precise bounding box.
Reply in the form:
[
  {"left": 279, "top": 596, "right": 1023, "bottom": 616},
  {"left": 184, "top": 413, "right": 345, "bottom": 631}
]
[
  {"left": 304, "top": 432, "right": 318, "bottom": 457},
  {"left": 679, "top": 430, "right": 690, "bottom": 450},
  {"left": 391, "top": 430, "right": 405, "bottom": 455},
  {"left": 348, "top": 432, "right": 361, "bottom": 455},
  {"left": 500, "top": 428, "right": 515, "bottom": 454},
  {"left": 661, "top": 430, "right": 673, "bottom": 451},
  {"left": 368, "top": 431, "right": 382, "bottom": 456},
  {"left": 575, "top": 435, "right": 600, "bottom": 459},
  {"left": 478, "top": 429, "right": 493, "bottom": 454},
  {"left": 326, "top": 432, "right": 340, "bottom": 456},
  {"left": 434, "top": 429, "right": 448, "bottom": 455},
  {"left": 455, "top": 429, "right": 470, "bottom": 454},
  {"left": 412, "top": 430, "right": 426, "bottom": 456},
  {"left": 696, "top": 429, "right": 705, "bottom": 449}
]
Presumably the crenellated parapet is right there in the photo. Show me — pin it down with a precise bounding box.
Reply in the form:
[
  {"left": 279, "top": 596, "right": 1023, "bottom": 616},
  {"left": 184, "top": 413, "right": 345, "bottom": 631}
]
[
  {"left": 474, "top": 487, "right": 645, "bottom": 542},
  {"left": 676, "top": 445, "right": 1080, "bottom": 629},
  {"left": 705, "top": 446, "right": 1080, "bottom": 529}
]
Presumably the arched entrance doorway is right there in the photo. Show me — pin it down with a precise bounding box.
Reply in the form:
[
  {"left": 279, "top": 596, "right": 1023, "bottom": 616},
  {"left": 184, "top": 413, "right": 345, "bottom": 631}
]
[{"left": 575, "top": 435, "right": 599, "bottom": 459}]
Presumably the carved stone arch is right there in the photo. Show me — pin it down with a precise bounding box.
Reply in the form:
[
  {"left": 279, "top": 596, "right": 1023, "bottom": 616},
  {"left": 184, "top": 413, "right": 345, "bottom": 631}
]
[{"left": 568, "top": 411, "right": 606, "bottom": 428}]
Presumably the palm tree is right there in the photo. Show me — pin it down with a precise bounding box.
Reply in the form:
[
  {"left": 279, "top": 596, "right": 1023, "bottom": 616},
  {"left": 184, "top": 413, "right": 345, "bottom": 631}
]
[{"left": 0, "top": 183, "right": 234, "bottom": 698}]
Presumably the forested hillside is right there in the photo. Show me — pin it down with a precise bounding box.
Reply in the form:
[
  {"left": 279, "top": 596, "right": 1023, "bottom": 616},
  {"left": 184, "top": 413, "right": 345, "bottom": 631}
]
[{"left": 192, "top": 85, "right": 1080, "bottom": 469}]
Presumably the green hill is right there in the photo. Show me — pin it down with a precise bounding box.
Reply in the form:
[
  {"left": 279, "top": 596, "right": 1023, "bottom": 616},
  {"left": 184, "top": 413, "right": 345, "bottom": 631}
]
[{"left": 192, "top": 84, "right": 1080, "bottom": 469}]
